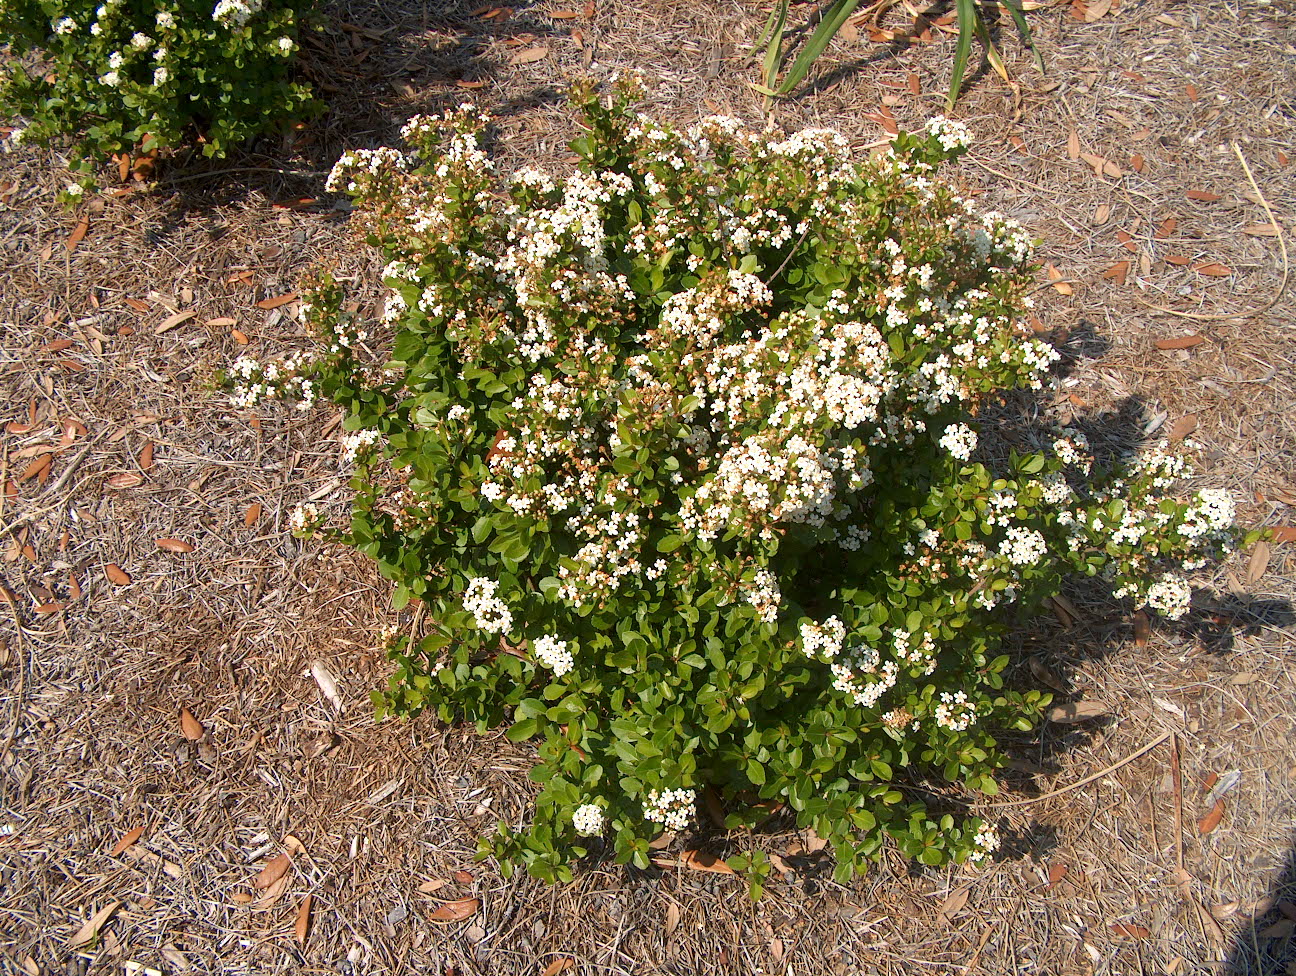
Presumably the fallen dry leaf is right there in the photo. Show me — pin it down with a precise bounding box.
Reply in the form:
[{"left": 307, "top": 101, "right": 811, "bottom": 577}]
[
  {"left": 1165, "top": 254, "right": 1191, "bottom": 266},
  {"left": 1047, "top": 863, "right": 1069, "bottom": 889},
  {"left": 1047, "top": 700, "right": 1108, "bottom": 723},
  {"left": 1083, "top": 0, "right": 1111, "bottom": 20},
  {"left": 1260, "top": 918, "right": 1296, "bottom": 939},
  {"left": 110, "top": 825, "right": 146, "bottom": 856},
  {"left": 231, "top": 892, "right": 254, "bottom": 905},
  {"left": 254, "top": 853, "right": 292, "bottom": 889},
  {"left": 139, "top": 441, "right": 154, "bottom": 470},
  {"left": 310, "top": 660, "right": 343, "bottom": 710},
  {"left": 1271, "top": 526, "right": 1296, "bottom": 543},
  {"left": 939, "top": 887, "right": 970, "bottom": 916},
  {"left": 155, "top": 310, "right": 197, "bottom": 335},
  {"left": 156, "top": 538, "right": 194, "bottom": 553},
  {"left": 1156, "top": 217, "right": 1177, "bottom": 239},
  {"left": 1103, "top": 260, "right": 1130, "bottom": 286},
  {"left": 453, "top": 870, "right": 474, "bottom": 885},
  {"left": 1046, "top": 263, "right": 1073, "bottom": 295},
  {"left": 1029, "top": 657, "right": 1067, "bottom": 693},
  {"left": 105, "top": 563, "right": 131, "bottom": 585},
  {"left": 180, "top": 707, "right": 205, "bottom": 741},
  {"left": 255, "top": 292, "right": 298, "bottom": 310},
  {"left": 69, "top": 901, "right": 122, "bottom": 948},
  {"left": 231, "top": 328, "right": 250, "bottom": 345},
  {"left": 1167, "top": 415, "right": 1197, "bottom": 441},
  {"left": 106, "top": 472, "right": 145, "bottom": 489},
  {"left": 1194, "top": 262, "right": 1232, "bottom": 276},
  {"left": 1110, "top": 922, "right": 1150, "bottom": 939},
  {"left": 1229, "top": 672, "right": 1258, "bottom": 686},
  {"left": 1186, "top": 189, "right": 1221, "bottom": 202},
  {"left": 1242, "top": 223, "right": 1280, "bottom": 237},
  {"left": 541, "top": 959, "right": 575, "bottom": 976},
  {"left": 429, "top": 897, "right": 480, "bottom": 923},
  {"left": 1066, "top": 130, "right": 1080, "bottom": 160},
  {"left": 665, "top": 900, "right": 681, "bottom": 934},
  {"left": 511, "top": 45, "right": 549, "bottom": 64},
  {"left": 1246, "top": 541, "right": 1271, "bottom": 583},
  {"left": 681, "top": 849, "right": 736, "bottom": 874},
  {"left": 1154, "top": 335, "right": 1205, "bottom": 350},
  {"left": 1133, "top": 609, "right": 1151, "bottom": 647},
  {"left": 66, "top": 216, "right": 90, "bottom": 253},
  {"left": 1198, "top": 798, "right": 1225, "bottom": 835},
  {"left": 295, "top": 894, "right": 313, "bottom": 945},
  {"left": 20, "top": 455, "right": 51, "bottom": 482},
  {"left": 245, "top": 502, "right": 263, "bottom": 526}
]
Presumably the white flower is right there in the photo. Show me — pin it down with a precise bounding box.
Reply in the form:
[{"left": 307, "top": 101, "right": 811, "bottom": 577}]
[
  {"left": 99, "top": 70, "right": 121, "bottom": 87},
  {"left": 90, "top": 23, "right": 102, "bottom": 34},
  {"left": 968, "top": 823, "right": 999, "bottom": 862},
  {"left": 65, "top": 182, "right": 84, "bottom": 197},
  {"left": 572, "top": 803, "right": 603, "bottom": 836},
  {"left": 130, "top": 32, "right": 152, "bottom": 50},
  {"left": 108, "top": 51, "right": 125, "bottom": 69},
  {"left": 54, "top": 16, "right": 77, "bottom": 33},
  {"left": 277, "top": 36, "right": 293, "bottom": 53},
  {"left": 153, "top": 66, "right": 169, "bottom": 86},
  {"left": 156, "top": 10, "right": 175, "bottom": 28}
]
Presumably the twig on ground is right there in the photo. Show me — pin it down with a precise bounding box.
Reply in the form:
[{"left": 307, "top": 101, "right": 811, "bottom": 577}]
[{"left": 979, "top": 730, "right": 1172, "bottom": 809}]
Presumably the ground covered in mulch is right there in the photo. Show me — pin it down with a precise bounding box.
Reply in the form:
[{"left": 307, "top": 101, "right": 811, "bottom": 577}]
[{"left": 2, "top": 0, "right": 1294, "bottom": 973}]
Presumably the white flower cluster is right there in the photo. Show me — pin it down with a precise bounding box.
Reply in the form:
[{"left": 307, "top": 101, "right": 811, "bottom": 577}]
[
  {"left": 288, "top": 502, "right": 318, "bottom": 533},
  {"left": 340, "top": 428, "right": 382, "bottom": 463},
  {"left": 742, "top": 569, "right": 781, "bottom": 625},
  {"left": 939, "top": 423, "right": 978, "bottom": 461},
  {"left": 1146, "top": 575, "right": 1192, "bottom": 620},
  {"left": 463, "top": 577, "right": 513, "bottom": 635},
  {"left": 830, "top": 646, "right": 899, "bottom": 709},
  {"left": 227, "top": 353, "right": 317, "bottom": 410},
  {"left": 968, "top": 823, "right": 1000, "bottom": 863},
  {"left": 643, "top": 788, "right": 695, "bottom": 831},
  {"left": 572, "top": 803, "right": 604, "bottom": 836},
  {"left": 935, "top": 690, "right": 977, "bottom": 731},
  {"left": 532, "top": 635, "right": 573, "bottom": 676},
  {"left": 799, "top": 616, "right": 846, "bottom": 659},
  {"left": 1000, "top": 526, "right": 1047, "bottom": 567},
  {"left": 54, "top": 16, "right": 77, "bottom": 33},
  {"left": 212, "top": 0, "right": 263, "bottom": 26},
  {"left": 925, "top": 116, "right": 972, "bottom": 153},
  {"left": 156, "top": 10, "right": 176, "bottom": 28},
  {"left": 325, "top": 148, "right": 410, "bottom": 194}
]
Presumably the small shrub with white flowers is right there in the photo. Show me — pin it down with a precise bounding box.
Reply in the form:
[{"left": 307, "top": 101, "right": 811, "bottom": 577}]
[
  {"left": 230, "top": 78, "right": 1247, "bottom": 890},
  {"left": 0, "top": 0, "right": 317, "bottom": 191}
]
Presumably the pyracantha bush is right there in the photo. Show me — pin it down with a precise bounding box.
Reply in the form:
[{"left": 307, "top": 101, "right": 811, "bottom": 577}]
[
  {"left": 0, "top": 0, "right": 317, "bottom": 193},
  {"left": 229, "top": 78, "right": 1243, "bottom": 890}
]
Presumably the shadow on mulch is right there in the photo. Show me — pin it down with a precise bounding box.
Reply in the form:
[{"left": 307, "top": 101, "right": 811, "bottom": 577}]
[
  {"left": 1228, "top": 850, "right": 1296, "bottom": 975},
  {"left": 138, "top": 0, "right": 572, "bottom": 219}
]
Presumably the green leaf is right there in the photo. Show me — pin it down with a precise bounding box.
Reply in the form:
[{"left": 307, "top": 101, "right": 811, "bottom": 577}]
[
  {"left": 775, "top": 0, "right": 863, "bottom": 97},
  {"left": 948, "top": 0, "right": 978, "bottom": 109}
]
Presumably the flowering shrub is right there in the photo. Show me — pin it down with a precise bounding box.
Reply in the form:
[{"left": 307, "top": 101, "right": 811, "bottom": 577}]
[
  {"left": 0, "top": 0, "right": 316, "bottom": 191},
  {"left": 229, "top": 79, "right": 1245, "bottom": 890}
]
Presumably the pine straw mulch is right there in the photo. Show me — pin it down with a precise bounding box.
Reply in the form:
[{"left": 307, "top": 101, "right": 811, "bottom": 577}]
[{"left": 1, "top": 0, "right": 1295, "bottom": 973}]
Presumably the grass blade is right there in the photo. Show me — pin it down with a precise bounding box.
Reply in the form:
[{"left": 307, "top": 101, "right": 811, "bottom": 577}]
[
  {"left": 948, "top": 0, "right": 977, "bottom": 108},
  {"left": 975, "top": 16, "right": 1008, "bottom": 83},
  {"left": 775, "top": 0, "right": 862, "bottom": 96},
  {"left": 1001, "top": 0, "right": 1045, "bottom": 72}
]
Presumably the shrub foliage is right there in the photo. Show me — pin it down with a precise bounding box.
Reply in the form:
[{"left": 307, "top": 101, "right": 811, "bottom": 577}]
[
  {"left": 230, "top": 80, "right": 1240, "bottom": 889},
  {"left": 0, "top": 0, "right": 315, "bottom": 187}
]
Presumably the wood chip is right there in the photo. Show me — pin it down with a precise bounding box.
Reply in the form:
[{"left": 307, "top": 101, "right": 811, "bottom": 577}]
[
  {"left": 1046, "top": 700, "right": 1108, "bottom": 723},
  {"left": 1154, "top": 335, "right": 1205, "bottom": 350}
]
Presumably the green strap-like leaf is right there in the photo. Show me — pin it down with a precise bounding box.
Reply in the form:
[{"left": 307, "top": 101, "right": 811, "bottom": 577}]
[
  {"left": 1000, "top": 0, "right": 1045, "bottom": 72},
  {"left": 775, "top": 0, "right": 862, "bottom": 96},
  {"left": 948, "top": 0, "right": 978, "bottom": 108},
  {"left": 762, "top": 0, "right": 791, "bottom": 93}
]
